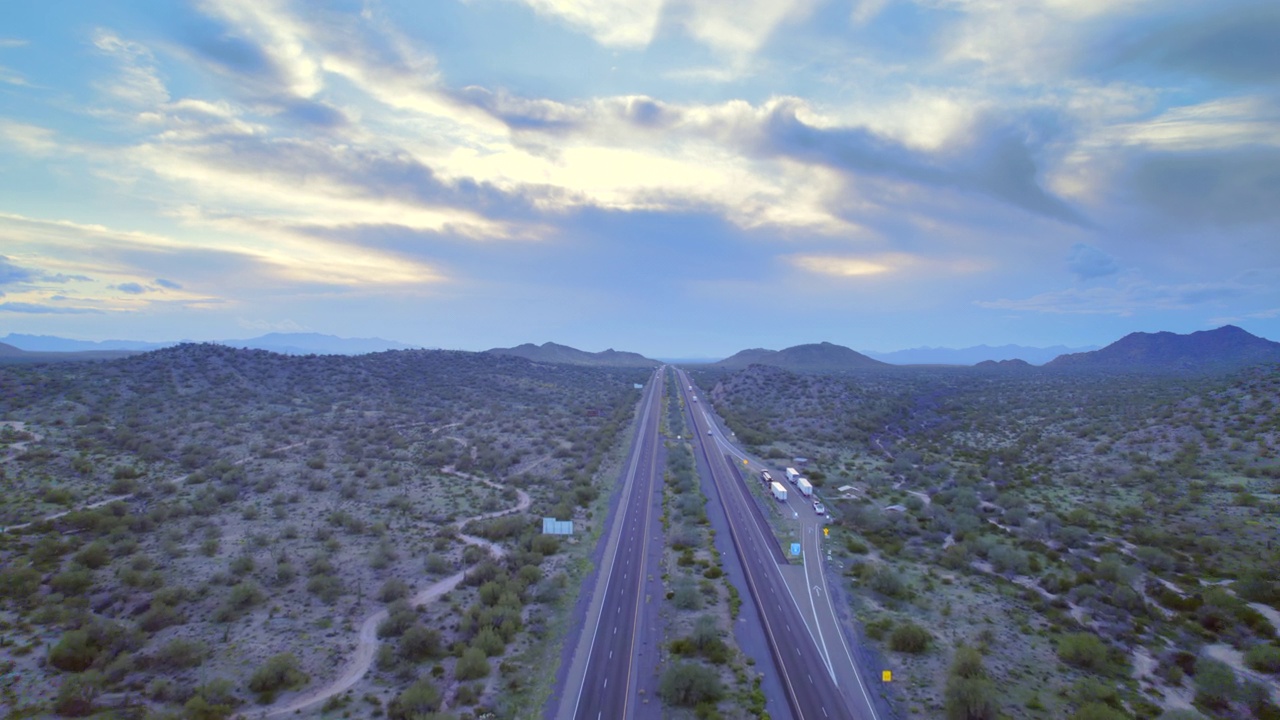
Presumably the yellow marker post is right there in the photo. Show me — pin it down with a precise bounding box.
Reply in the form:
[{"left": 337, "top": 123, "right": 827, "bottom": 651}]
[
  {"left": 823, "top": 527, "right": 829, "bottom": 538},
  {"left": 882, "top": 670, "right": 892, "bottom": 683},
  {"left": 742, "top": 459, "right": 748, "bottom": 465}
]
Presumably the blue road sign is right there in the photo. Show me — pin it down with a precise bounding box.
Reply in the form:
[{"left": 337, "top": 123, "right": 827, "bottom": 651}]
[{"left": 790, "top": 542, "right": 801, "bottom": 557}]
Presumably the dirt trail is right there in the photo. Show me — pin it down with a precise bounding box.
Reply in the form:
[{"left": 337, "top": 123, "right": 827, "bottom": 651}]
[
  {"left": 1, "top": 441, "right": 306, "bottom": 534},
  {"left": 260, "top": 471, "right": 530, "bottom": 718}
]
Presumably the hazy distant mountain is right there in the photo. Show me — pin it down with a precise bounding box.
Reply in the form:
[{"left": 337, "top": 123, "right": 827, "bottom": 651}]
[
  {"left": 0, "top": 342, "right": 138, "bottom": 364},
  {"left": 1, "top": 333, "right": 172, "bottom": 352},
  {"left": 714, "top": 342, "right": 888, "bottom": 372},
  {"left": 866, "top": 344, "right": 1097, "bottom": 366},
  {"left": 216, "top": 333, "right": 420, "bottom": 356},
  {"left": 1046, "top": 325, "right": 1280, "bottom": 371},
  {"left": 974, "top": 358, "right": 1034, "bottom": 369},
  {"left": 486, "top": 341, "right": 659, "bottom": 367}
]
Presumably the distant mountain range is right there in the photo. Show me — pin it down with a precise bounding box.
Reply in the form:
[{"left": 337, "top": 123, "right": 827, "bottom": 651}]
[
  {"left": 0, "top": 332, "right": 419, "bottom": 357},
  {"left": 713, "top": 342, "right": 888, "bottom": 372},
  {"left": 866, "top": 344, "right": 1097, "bottom": 366},
  {"left": 486, "top": 342, "right": 659, "bottom": 368},
  {"left": 0, "top": 342, "right": 138, "bottom": 364},
  {"left": 1046, "top": 325, "right": 1280, "bottom": 371}
]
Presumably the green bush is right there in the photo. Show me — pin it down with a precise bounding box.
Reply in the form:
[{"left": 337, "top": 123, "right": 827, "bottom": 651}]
[
  {"left": 49, "top": 630, "right": 99, "bottom": 672},
  {"left": 945, "top": 646, "right": 996, "bottom": 720},
  {"left": 1245, "top": 644, "right": 1280, "bottom": 673},
  {"left": 1057, "top": 633, "right": 1109, "bottom": 672},
  {"left": 658, "top": 662, "right": 723, "bottom": 707},
  {"left": 247, "top": 652, "right": 307, "bottom": 702},
  {"left": 388, "top": 677, "right": 441, "bottom": 719},
  {"left": 456, "top": 647, "right": 489, "bottom": 680},
  {"left": 154, "top": 638, "right": 207, "bottom": 669},
  {"left": 53, "top": 670, "right": 102, "bottom": 717},
  {"left": 377, "top": 601, "right": 417, "bottom": 639},
  {"left": 399, "top": 623, "right": 441, "bottom": 663},
  {"left": 1070, "top": 702, "right": 1127, "bottom": 720},
  {"left": 889, "top": 622, "right": 932, "bottom": 653}
]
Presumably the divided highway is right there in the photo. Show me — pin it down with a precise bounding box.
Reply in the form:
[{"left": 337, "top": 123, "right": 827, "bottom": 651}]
[
  {"left": 557, "top": 367, "right": 665, "bottom": 720},
  {"left": 676, "top": 368, "right": 881, "bottom": 720}
]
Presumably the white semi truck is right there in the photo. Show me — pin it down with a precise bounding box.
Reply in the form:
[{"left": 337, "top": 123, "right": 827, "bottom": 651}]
[
  {"left": 785, "top": 467, "right": 800, "bottom": 484},
  {"left": 770, "top": 482, "right": 788, "bottom": 501},
  {"left": 796, "top": 478, "right": 813, "bottom": 497}
]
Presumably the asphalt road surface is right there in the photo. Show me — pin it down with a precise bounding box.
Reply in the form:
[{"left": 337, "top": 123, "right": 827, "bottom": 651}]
[
  {"left": 676, "top": 368, "right": 882, "bottom": 720},
  {"left": 560, "top": 367, "right": 665, "bottom": 720}
]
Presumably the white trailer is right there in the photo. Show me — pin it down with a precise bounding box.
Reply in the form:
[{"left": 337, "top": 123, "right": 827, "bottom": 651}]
[
  {"left": 785, "top": 467, "right": 800, "bottom": 484},
  {"left": 796, "top": 478, "right": 813, "bottom": 497},
  {"left": 760, "top": 470, "right": 773, "bottom": 484},
  {"left": 770, "top": 482, "right": 788, "bottom": 501}
]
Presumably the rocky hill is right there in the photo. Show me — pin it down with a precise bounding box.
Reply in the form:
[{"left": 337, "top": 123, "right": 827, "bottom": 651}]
[
  {"left": 486, "top": 341, "right": 659, "bottom": 367},
  {"left": 1046, "top": 325, "right": 1280, "bottom": 371},
  {"left": 713, "top": 341, "right": 889, "bottom": 372}
]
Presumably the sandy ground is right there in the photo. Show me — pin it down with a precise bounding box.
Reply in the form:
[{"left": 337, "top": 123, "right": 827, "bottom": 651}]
[{"left": 258, "top": 473, "right": 530, "bottom": 718}]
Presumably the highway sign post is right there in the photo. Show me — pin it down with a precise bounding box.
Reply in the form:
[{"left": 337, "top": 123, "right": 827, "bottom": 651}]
[
  {"left": 790, "top": 543, "right": 801, "bottom": 557},
  {"left": 882, "top": 670, "right": 892, "bottom": 683}
]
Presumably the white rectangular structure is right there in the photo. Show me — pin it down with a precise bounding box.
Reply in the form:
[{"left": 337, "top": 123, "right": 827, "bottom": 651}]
[
  {"left": 541, "top": 518, "right": 573, "bottom": 535},
  {"left": 760, "top": 470, "right": 773, "bottom": 484},
  {"left": 770, "top": 481, "right": 788, "bottom": 501},
  {"left": 797, "top": 478, "right": 813, "bottom": 497},
  {"left": 785, "top": 467, "right": 800, "bottom": 483}
]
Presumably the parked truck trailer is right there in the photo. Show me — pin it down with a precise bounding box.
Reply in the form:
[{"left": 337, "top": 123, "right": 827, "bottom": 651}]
[{"left": 770, "top": 482, "right": 788, "bottom": 501}]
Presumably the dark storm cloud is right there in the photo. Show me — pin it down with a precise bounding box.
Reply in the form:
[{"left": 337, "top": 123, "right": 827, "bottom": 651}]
[
  {"left": 1128, "top": 148, "right": 1280, "bottom": 226},
  {"left": 1098, "top": 3, "right": 1280, "bottom": 86},
  {"left": 755, "top": 102, "right": 1090, "bottom": 226},
  {"left": 0, "top": 255, "right": 34, "bottom": 285},
  {"left": 1067, "top": 244, "right": 1119, "bottom": 280}
]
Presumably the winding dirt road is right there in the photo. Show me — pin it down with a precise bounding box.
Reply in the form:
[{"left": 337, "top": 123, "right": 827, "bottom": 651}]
[{"left": 260, "top": 472, "right": 530, "bottom": 718}]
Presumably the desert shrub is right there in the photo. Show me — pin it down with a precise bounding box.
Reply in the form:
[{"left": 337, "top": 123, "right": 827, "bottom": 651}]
[
  {"left": 889, "top": 622, "right": 932, "bottom": 653},
  {"left": 455, "top": 647, "right": 489, "bottom": 681},
  {"left": 658, "top": 662, "right": 723, "bottom": 707},
  {"left": 247, "top": 653, "right": 307, "bottom": 702},
  {"left": 1058, "top": 633, "right": 1109, "bottom": 672},
  {"left": 869, "top": 566, "right": 908, "bottom": 599},
  {"left": 1194, "top": 657, "right": 1236, "bottom": 708},
  {"left": 307, "top": 574, "right": 344, "bottom": 604},
  {"left": 0, "top": 566, "right": 41, "bottom": 605},
  {"left": 138, "top": 603, "right": 184, "bottom": 633},
  {"left": 377, "top": 601, "right": 417, "bottom": 639},
  {"left": 945, "top": 645, "right": 996, "bottom": 720},
  {"left": 52, "top": 670, "right": 102, "bottom": 717},
  {"left": 387, "top": 677, "right": 441, "bottom": 719},
  {"left": 74, "top": 542, "right": 111, "bottom": 570},
  {"left": 399, "top": 623, "right": 441, "bottom": 663},
  {"left": 378, "top": 578, "right": 410, "bottom": 603},
  {"left": 49, "top": 630, "right": 99, "bottom": 672},
  {"left": 154, "top": 638, "right": 207, "bottom": 669},
  {"left": 1070, "top": 703, "right": 1127, "bottom": 720},
  {"left": 50, "top": 569, "right": 94, "bottom": 595},
  {"left": 1245, "top": 644, "right": 1280, "bottom": 673}
]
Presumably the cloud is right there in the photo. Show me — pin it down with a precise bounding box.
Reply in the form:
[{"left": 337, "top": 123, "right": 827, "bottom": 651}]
[
  {"left": 788, "top": 254, "right": 895, "bottom": 277},
  {"left": 0, "top": 256, "right": 35, "bottom": 285},
  {"left": 0, "top": 302, "right": 103, "bottom": 314},
  {"left": 114, "top": 282, "right": 147, "bottom": 294},
  {"left": 155, "top": 278, "right": 182, "bottom": 289},
  {"left": 1067, "top": 243, "right": 1118, "bottom": 280},
  {"left": 92, "top": 30, "right": 169, "bottom": 106},
  {"left": 43, "top": 273, "right": 93, "bottom": 283},
  {"left": 1125, "top": 147, "right": 1280, "bottom": 227},
  {"left": 1103, "top": 3, "right": 1280, "bottom": 86},
  {"left": 0, "top": 39, "right": 28, "bottom": 49}
]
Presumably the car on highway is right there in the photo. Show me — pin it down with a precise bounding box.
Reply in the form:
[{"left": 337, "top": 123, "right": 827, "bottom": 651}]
[
  {"left": 707, "top": 429, "right": 713, "bottom": 436},
  {"left": 813, "top": 501, "right": 825, "bottom": 515}
]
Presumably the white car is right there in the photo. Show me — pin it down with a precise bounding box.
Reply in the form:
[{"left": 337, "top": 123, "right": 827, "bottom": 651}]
[
  {"left": 813, "top": 502, "right": 825, "bottom": 515},
  {"left": 706, "top": 429, "right": 713, "bottom": 436}
]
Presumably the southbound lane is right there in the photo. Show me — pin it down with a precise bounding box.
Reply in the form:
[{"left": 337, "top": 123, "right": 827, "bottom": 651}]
[{"left": 568, "top": 367, "right": 664, "bottom": 720}]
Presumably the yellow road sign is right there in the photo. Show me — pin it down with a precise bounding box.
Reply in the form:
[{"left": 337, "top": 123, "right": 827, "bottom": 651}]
[
  {"left": 823, "top": 527, "right": 829, "bottom": 537},
  {"left": 882, "top": 670, "right": 892, "bottom": 682},
  {"left": 742, "top": 459, "right": 748, "bottom": 465}
]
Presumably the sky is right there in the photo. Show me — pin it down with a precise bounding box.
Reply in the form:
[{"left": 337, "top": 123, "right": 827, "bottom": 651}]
[{"left": 1, "top": 0, "right": 1278, "bottom": 358}]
